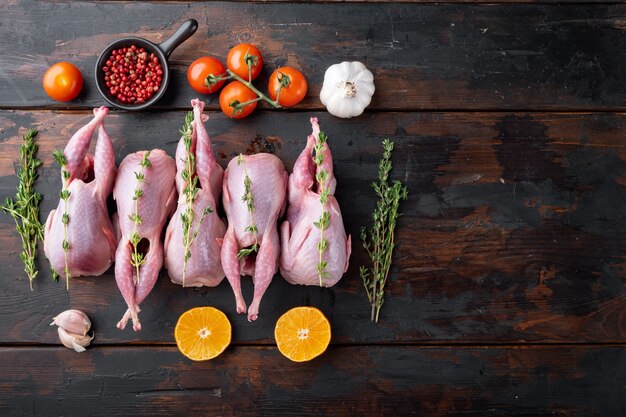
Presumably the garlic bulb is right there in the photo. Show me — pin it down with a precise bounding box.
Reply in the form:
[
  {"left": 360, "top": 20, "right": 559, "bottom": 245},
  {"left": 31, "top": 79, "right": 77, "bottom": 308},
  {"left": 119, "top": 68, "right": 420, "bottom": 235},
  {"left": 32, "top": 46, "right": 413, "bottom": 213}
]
[
  {"left": 319, "top": 61, "right": 375, "bottom": 118},
  {"left": 51, "top": 309, "right": 94, "bottom": 352}
]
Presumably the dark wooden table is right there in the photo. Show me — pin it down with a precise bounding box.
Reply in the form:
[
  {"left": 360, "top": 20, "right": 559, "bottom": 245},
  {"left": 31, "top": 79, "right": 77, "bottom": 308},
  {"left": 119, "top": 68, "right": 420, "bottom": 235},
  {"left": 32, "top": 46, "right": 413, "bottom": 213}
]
[{"left": 1, "top": 1, "right": 625, "bottom": 416}]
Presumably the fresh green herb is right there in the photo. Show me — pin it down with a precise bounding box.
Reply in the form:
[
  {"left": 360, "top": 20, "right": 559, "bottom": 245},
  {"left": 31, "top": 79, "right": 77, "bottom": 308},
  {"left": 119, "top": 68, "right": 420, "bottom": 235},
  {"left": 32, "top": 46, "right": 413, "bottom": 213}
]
[
  {"left": 52, "top": 149, "right": 66, "bottom": 168},
  {"left": 129, "top": 151, "right": 151, "bottom": 282},
  {"left": 360, "top": 139, "right": 409, "bottom": 323},
  {"left": 236, "top": 154, "right": 259, "bottom": 260},
  {"left": 0, "top": 129, "right": 44, "bottom": 290},
  {"left": 312, "top": 132, "right": 331, "bottom": 287},
  {"left": 179, "top": 112, "right": 213, "bottom": 286},
  {"left": 53, "top": 145, "right": 73, "bottom": 289},
  {"left": 236, "top": 246, "right": 257, "bottom": 260}
]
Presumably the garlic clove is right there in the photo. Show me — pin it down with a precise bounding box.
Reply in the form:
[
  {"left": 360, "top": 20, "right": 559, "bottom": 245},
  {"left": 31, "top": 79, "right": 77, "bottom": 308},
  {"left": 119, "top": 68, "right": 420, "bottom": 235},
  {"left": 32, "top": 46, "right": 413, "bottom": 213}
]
[
  {"left": 58, "top": 327, "right": 94, "bottom": 353},
  {"left": 50, "top": 309, "right": 91, "bottom": 336}
]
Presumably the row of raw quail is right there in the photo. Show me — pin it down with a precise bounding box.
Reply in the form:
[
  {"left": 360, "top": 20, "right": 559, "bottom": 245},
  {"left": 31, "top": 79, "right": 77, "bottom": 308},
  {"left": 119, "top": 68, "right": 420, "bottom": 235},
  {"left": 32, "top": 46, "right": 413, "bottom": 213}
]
[{"left": 43, "top": 100, "right": 351, "bottom": 331}]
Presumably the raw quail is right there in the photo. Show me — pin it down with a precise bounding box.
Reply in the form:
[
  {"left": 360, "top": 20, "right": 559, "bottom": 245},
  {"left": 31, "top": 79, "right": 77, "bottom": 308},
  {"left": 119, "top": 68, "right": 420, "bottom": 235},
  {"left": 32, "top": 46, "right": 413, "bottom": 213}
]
[
  {"left": 280, "top": 117, "right": 351, "bottom": 287},
  {"left": 44, "top": 106, "right": 117, "bottom": 280},
  {"left": 113, "top": 149, "right": 176, "bottom": 331},
  {"left": 165, "top": 99, "right": 226, "bottom": 287},
  {"left": 221, "top": 153, "right": 287, "bottom": 321}
]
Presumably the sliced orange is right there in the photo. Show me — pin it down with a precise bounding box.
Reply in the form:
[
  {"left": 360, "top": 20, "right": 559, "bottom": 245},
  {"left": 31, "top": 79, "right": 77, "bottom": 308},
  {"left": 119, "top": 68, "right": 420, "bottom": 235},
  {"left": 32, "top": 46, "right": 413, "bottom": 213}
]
[
  {"left": 274, "top": 306, "right": 331, "bottom": 362},
  {"left": 174, "top": 307, "right": 231, "bottom": 361}
]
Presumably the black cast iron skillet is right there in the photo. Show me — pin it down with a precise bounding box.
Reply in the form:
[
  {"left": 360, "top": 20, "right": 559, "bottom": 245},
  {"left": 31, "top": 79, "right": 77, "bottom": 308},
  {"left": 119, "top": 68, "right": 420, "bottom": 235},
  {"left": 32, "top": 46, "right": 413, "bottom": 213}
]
[{"left": 95, "top": 19, "right": 198, "bottom": 111}]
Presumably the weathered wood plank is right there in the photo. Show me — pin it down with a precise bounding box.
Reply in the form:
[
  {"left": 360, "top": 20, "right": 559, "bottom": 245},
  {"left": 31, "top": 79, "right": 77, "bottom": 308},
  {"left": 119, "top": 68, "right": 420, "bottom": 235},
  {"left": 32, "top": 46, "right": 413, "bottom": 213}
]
[
  {"left": 0, "top": 110, "right": 624, "bottom": 344},
  {"left": 95, "top": 0, "right": 626, "bottom": 3},
  {"left": 0, "top": 345, "right": 624, "bottom": 416},
  {"left": 3, "top": 2, "right": 626, "bottom": 110}
]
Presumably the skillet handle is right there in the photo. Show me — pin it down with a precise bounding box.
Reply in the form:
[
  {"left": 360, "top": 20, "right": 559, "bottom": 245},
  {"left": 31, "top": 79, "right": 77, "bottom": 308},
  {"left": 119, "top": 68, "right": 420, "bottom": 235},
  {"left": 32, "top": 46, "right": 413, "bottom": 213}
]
[{"left": 158, "top": 19, "right": 198, "bottom": 59}]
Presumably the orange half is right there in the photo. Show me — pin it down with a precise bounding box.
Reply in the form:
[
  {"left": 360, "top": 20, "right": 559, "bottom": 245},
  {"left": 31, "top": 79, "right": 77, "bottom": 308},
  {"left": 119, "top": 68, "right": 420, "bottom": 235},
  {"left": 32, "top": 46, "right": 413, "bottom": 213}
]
[
  {"left": 274, "top": 306, "right": 331, "bottom": 362},
  {"left": 174, "top": 307, "right": 231, "bottom": 361}
]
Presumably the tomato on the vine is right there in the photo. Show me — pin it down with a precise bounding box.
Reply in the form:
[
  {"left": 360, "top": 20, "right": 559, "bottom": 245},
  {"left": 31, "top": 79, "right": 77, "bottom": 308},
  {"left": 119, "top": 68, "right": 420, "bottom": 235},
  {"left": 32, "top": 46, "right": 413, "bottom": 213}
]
[
  {"left": 227, "top": 44, "right": 263, "bottom": 81},
  {"left": 268, "top": 67, "right": 307, "bottom": 107},
  {"left": 43, "top": 62, "right": 83, "bottom": 102},
  {"left": 219, "top": 81, "right": 258, "bottom": 119},
  {"left": 187, "top": 57, "right": 226, "bottom": 94}
]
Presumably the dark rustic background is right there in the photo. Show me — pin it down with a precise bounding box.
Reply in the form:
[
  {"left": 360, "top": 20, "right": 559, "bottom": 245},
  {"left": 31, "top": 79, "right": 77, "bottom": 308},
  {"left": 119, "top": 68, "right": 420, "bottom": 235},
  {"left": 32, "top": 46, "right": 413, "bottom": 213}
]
[{"left": 0, "top": 1, "right": 625, "bottom": 416}]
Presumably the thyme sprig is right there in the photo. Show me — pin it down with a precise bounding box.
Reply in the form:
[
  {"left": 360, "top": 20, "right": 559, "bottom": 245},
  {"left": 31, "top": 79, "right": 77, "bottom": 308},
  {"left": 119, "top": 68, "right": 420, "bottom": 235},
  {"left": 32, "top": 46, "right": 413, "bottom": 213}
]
[
  {"left": 52, "top": 148, "right": 72, "bottom": 289},
  {"left": 179, "top": 112, "right": 213, "bottom": 286},
  {"left": 313, "top": 132, "right": 331, "bottom": 287},
  {"left": 236, "top": 154, "right": 259, "bottom": 259},
  {"left": 0, "top": 129, "right": 44, "bottom": 290},
  {"left": 360, "top": 139, "right": 409, "bottom": 323},
  {"left": 129, "top": 151, "right": 151, "bottom": 283}
]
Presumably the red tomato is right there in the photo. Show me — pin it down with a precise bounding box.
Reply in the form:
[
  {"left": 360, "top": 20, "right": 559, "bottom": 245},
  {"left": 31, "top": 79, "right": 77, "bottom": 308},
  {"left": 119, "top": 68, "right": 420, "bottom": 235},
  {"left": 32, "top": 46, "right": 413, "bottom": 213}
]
[
  {"left": 187, "top": 57, "right": 226, "bottom": 94},
  {"left": 43, "top": 62, "right": 83, "bottom": 102},
  {"left": 268, "top": 67, "right": 307, "bottom": 107},
  {"left": 227, "top": 44, "right": 263, "bottom": 81},
  {"left": 219, "top": 81, "right": 258, "bottom": 119}
]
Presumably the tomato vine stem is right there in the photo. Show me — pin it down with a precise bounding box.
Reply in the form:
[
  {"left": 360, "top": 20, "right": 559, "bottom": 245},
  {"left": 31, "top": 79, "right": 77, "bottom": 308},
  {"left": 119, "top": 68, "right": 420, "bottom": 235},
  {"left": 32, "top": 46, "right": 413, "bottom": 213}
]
[{"left": 206, "top": 70, "right": 290, "bottom": 113}]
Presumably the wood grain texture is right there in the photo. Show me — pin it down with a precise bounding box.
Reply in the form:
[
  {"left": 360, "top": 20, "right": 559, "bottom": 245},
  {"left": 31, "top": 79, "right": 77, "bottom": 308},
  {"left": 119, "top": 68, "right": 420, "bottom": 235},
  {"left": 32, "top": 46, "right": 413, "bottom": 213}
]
[
  {"left": 0, "top": 345, "right": 624, "bottom": 417},
  {"left": 95, "top": 0, "right": 626, "bottom": 3},
  {"left": 3, "top": 2, "right": 626, "bottom": 110},
  {"left": 0, "top": 110, "right": 624, "bottom": 345},
  {"left": 0, "top": 1, "right": 624, "bottom": 415}
]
